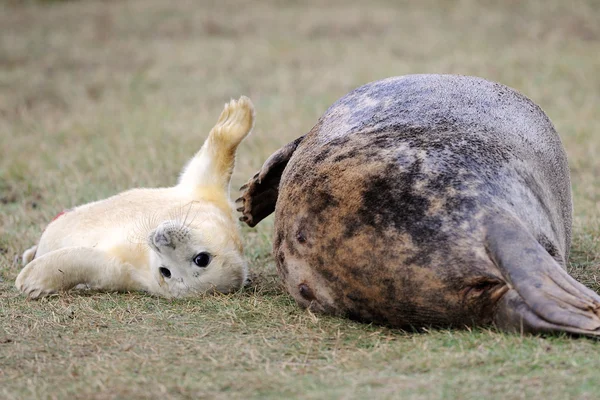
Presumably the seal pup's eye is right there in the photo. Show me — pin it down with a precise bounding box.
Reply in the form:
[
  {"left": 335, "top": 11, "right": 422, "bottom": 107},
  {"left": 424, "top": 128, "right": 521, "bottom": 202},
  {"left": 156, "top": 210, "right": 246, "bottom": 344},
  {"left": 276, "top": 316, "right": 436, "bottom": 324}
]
[
  {"left": 159, "top": 267, "right": 171, "bottom": 279},
  {"left": 193, "top": 252, "right": 212, "bottom": 267}
]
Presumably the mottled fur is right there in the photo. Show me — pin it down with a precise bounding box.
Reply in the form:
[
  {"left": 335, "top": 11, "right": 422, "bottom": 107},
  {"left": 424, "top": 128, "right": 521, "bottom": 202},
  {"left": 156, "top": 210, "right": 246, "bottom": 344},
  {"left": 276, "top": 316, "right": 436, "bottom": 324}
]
[{"left": 238, "top": 75, "right": 600, "bottom": 336}]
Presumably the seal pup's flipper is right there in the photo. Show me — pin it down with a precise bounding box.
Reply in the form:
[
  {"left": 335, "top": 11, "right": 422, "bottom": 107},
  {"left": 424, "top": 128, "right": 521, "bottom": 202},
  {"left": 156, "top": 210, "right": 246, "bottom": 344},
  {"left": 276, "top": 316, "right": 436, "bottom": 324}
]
[
  {"left": 22, "top": 245, "right": 37, "bottom": 266},
  {"left": 15, "top": 247, "right": 146, "bottom": 299},
  {"left": 178, "top": 96, "right": 255, "bottom": 194},
  {"left": 236, "top": 135, "right": 305, "bottom": 227},
  {"left": 486, "top": 214, "right": 600, "bottom": 337}
]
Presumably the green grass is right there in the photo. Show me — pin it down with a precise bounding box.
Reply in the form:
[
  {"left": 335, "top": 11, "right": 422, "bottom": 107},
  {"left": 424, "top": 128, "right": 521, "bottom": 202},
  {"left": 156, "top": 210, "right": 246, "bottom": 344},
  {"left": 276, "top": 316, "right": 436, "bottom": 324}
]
[{"left": 1, "top": 0, "right": 600, "bottom": 398}]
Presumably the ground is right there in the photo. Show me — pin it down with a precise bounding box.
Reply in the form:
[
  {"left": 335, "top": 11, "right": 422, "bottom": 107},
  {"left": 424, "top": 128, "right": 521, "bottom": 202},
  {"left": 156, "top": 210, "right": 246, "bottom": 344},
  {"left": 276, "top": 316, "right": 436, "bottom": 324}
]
[{"left": 1, "top": 0, "right": 600, "bottom": 399}]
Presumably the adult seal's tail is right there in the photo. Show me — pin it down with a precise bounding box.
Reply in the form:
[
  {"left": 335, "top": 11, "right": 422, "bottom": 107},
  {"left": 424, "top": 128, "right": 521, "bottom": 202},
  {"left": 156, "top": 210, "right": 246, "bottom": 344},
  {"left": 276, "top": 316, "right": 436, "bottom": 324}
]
[{"left": 237, "top": 74, "right": 600, "bottom": 337}]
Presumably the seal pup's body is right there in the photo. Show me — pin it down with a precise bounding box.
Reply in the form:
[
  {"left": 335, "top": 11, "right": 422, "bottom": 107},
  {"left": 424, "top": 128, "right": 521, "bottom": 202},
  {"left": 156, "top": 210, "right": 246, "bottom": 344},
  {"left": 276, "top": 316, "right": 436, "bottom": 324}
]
[
  {"left": 238, "top": 75, "right": 600, "bottom": 337},
  {"left": 17, "top": 96, "right": 255, "bottom": 299}
]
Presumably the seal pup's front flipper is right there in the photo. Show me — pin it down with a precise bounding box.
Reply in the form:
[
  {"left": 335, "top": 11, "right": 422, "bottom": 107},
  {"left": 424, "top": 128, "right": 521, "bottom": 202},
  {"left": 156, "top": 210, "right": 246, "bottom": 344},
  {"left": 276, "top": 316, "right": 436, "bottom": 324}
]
[
  {"left": 236, "top": 135, "right": 305, "bottom": 227},
  {"left": 178, "top": 96, "right": 255, "bottom": 195},
  {"left": 15, "top": 247, "right": 151, "bottom": 299},
  {"left": 486, "top": 213, "right": 600, "bottom": 337}
]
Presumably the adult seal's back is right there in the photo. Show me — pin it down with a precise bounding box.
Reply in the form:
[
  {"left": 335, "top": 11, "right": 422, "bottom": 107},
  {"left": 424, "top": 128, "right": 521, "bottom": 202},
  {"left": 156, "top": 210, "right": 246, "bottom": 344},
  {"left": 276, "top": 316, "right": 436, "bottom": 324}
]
[{"left": 238, "top": 74, "right": 600, "bottom": 336}]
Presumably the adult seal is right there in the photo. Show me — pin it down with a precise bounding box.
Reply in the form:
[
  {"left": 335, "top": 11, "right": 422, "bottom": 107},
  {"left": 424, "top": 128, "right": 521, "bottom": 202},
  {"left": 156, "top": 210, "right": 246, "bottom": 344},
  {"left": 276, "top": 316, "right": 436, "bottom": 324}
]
[{"left": 237, "top": 74, "right": 600, "bottom": 336}]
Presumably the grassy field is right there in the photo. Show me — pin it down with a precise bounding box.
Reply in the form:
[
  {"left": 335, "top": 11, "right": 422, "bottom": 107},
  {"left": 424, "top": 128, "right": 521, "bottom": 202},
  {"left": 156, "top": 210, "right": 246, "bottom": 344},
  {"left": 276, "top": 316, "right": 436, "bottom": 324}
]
[{"left": 1, "top": 0, "right": 600, "bottom": 398}]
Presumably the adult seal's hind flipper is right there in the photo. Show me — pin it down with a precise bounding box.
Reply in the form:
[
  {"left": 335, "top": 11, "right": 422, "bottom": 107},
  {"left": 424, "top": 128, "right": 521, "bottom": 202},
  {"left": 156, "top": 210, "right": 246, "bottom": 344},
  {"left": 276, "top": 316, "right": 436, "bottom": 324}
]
[{"left": 487, "top": 213, "right": 600, "bottom": 336}]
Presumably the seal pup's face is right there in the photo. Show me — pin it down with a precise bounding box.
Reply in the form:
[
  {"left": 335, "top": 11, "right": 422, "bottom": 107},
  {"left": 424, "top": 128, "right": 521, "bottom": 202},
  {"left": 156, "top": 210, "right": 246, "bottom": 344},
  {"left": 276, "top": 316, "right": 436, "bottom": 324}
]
[
  {"left": 145, "top": 95, "right": 254, "bottom": 298},
  {"left": 148, "top": 215, "right": 245, "bottom": 298}
]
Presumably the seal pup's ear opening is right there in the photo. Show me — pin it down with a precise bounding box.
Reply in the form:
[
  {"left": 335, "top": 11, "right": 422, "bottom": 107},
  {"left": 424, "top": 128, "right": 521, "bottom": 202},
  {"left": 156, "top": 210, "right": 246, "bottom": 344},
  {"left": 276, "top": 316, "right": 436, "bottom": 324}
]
[
  {"left": 486, "top": 213, "right": 600, "bottom": 337},
  {"left": 236, "top": 135, "right": 305, "bottom": 227},
  {"left": 178, "top": 96, "right": 255, "bottom": 194}
]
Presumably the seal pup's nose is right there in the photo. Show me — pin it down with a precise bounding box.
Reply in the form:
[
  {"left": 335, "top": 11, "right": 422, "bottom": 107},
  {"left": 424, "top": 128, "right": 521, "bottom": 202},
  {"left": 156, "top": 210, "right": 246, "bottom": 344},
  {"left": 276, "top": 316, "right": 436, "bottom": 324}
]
[{"left": 153, "top": 231, "right": 172, "bottom": 248}]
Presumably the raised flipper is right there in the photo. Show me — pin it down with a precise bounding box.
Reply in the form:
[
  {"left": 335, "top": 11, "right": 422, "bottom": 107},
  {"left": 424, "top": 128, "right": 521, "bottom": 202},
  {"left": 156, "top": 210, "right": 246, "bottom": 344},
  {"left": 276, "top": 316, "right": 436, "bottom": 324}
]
[
  {"left": 486, "top": 213, "right": 600, "bottom": 337},
  {"left": 236, "top": 135, "right": 305, "bottom": 227},
  {"left": 178, "top": 96, "right": 255, "bottom": 193},
  {"left": 15, "top": 247, "right": 143, "bottom": 299}
]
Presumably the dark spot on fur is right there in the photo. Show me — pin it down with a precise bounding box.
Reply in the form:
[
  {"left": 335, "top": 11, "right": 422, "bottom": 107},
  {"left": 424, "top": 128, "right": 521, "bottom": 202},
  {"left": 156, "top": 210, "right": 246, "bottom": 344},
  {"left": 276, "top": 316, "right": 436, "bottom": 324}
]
[
  {"left": 305, "top": 188, "right": 340, "bottom": 226},
  {"left": 537, "top": 234, "right": 558, "bottom": 258},
  {"left": 275, "top": 230, "right": 284, "bottom": 249},
  {"left": 318, "top": 266, "right": 339, "bottom": 284},
  {"left": 277, "top": 250, "right": 286, "bottom": 265},
  {"left": 276, "top": 248, "right": 288, "bottom": 279},
  {"left": 358, "top": 159, "right": 448, "bottom": 264},
  {"left": 346, "top": 291, "right": 361, "bottom": 301},
  {"left": 381, "top": 278, "right": 397, "bottom": 303},
  {"left": 296, "top": 231, "right": 307, "bottom": 244},
  {"left": 313, "top": 147, "right": 332, "bottom": 164},
  {"left": 342, "top": 220, "right": 359, "bottom": 238},
  {"left": 285, "top": 236, "right": 300, "bottom": 258},
  {"left": 332, "top": 147, "right": 359, "bottom": 163}
]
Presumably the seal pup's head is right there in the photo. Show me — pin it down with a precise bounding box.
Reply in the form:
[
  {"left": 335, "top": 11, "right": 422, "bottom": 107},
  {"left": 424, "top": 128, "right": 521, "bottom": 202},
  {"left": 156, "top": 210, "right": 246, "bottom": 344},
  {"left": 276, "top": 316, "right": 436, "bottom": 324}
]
[
  {"left": 148, "top": 213, "right": 245, "bottom": 297},
  {"left": 149, "top": 96, "right": 254, "bottom": 298}
]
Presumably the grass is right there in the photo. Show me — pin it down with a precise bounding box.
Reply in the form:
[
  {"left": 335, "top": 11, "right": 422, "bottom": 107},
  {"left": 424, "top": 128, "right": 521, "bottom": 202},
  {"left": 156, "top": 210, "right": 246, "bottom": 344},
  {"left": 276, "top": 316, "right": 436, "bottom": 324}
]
[{"left": 1, "top": 0, "right": 600, "bottom": 398}]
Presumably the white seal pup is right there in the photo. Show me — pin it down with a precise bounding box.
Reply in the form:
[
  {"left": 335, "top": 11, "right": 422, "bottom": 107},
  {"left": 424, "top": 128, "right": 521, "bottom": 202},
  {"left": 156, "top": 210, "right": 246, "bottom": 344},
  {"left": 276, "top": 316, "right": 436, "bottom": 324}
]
[{"left": 16, "top": 96, "right": 255, "bottom": 299}]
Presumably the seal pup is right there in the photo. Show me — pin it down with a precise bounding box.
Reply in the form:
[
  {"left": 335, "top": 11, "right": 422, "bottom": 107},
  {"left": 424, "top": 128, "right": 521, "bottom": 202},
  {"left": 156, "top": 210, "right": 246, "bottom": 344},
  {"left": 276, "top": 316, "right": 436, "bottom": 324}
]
[
  {"left": 237, "top": 75, "right": 600, "bottom": 336},
  {"left": 16, "top": 96, "right": 255, "bottom": 299}
]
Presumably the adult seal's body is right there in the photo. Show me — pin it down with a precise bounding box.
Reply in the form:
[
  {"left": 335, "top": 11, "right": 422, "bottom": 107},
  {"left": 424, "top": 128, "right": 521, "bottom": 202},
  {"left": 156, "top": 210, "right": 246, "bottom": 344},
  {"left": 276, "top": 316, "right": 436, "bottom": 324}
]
[
  {"left": 238, "top": 75, "right": 600, "bottom": 336},
  {"left": 17, "top": 97, "right": 255, "bottom": 299}
]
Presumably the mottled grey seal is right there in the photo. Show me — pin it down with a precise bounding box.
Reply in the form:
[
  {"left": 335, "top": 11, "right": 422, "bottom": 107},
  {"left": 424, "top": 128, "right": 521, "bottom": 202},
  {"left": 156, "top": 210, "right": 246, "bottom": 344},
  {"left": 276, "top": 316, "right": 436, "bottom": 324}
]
[{"left": 237, "top": 74, "right": 600, "bottom": 336}]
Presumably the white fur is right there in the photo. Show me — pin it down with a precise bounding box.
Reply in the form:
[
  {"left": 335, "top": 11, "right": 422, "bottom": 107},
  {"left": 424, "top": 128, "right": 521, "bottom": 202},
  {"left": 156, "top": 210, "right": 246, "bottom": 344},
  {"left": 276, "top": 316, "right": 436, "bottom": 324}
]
[{"left": 16, "top": 96, "right": 255, "bottom": 299}]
